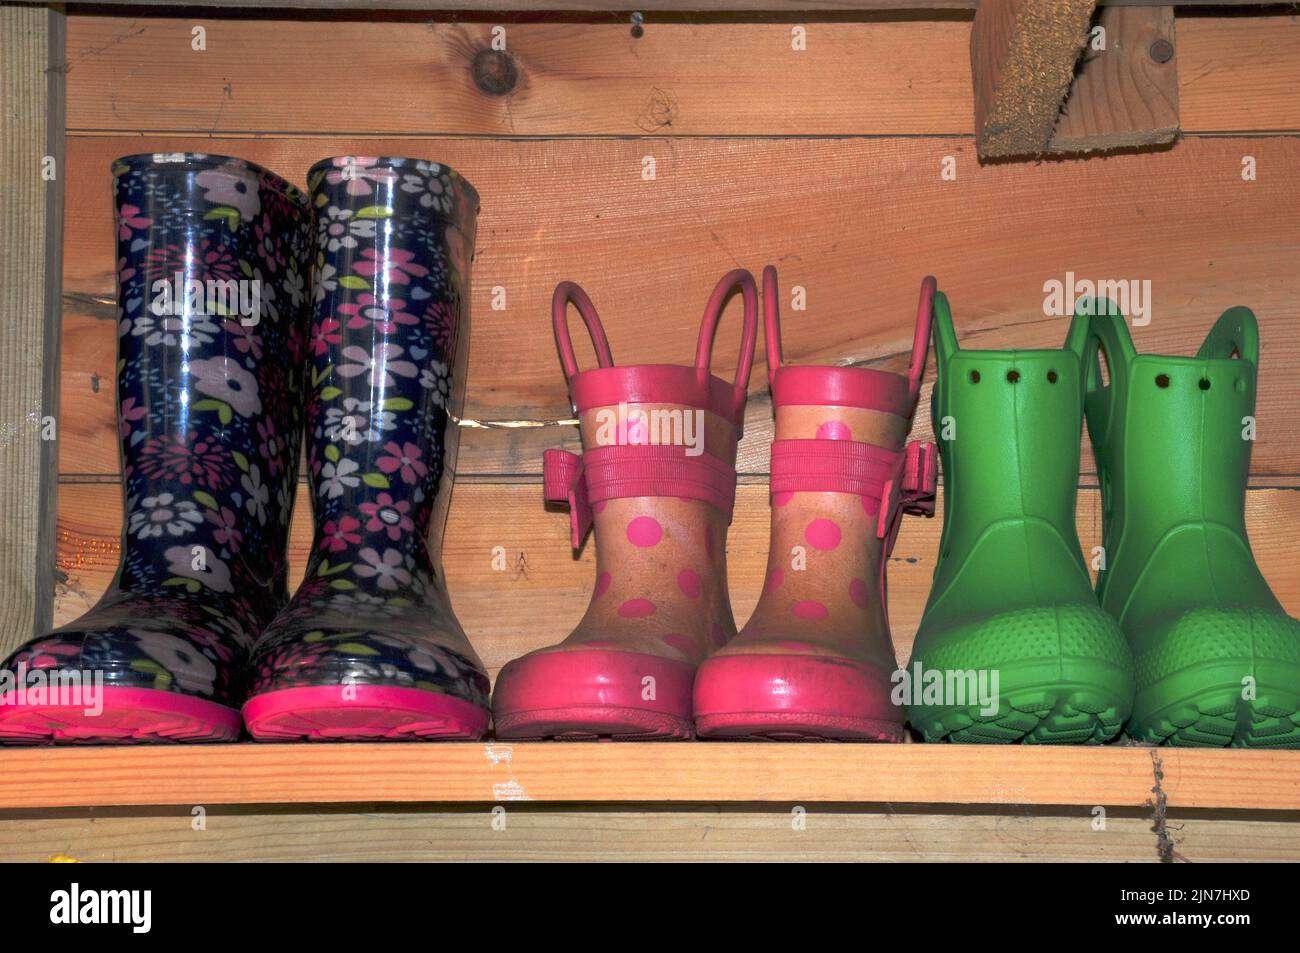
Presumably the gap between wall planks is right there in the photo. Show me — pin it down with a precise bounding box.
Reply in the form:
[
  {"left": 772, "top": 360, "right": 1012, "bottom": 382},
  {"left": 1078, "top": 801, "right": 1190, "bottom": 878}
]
[
  {"left": 2, "top": 804, "right": 1298, "bottom": 862},
  {"left": 63, "top": 15, "right": 1300, "bottom": 137},
  {"left": 58, "top": 136, "right": 1300, "bottom": 479},
  {"left": 50, "top": 485, "right": 1300, "bottom": 678}
]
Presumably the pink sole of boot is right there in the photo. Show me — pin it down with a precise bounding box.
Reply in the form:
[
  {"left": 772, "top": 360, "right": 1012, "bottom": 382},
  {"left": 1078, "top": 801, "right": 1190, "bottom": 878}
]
[
  {"left": 242, "top": 685, "right": 489, "bottom": 741},
  {"left": 693, "top": 654, "right": 906, "bottom": 742},
  {"left": 493, "top": 649, "right": 695, "bottom": 740},
  {"left": 0, "top": 686, "right": 241, "bottom": 744}
]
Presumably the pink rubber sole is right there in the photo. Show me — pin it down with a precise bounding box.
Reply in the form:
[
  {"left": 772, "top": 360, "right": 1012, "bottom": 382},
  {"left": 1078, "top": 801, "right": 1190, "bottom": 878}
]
[
  {"left": 0, "top": 686, "right": 240, "bottom": 744},
  {"left": 242, "top": 684, "right": 489, "bottom": 741},
  {"left": 693, "top": 653, "right": 906, "bottom": 742},
  {"left": 492, "top": 649, "right": 695, "bottom": 740}
]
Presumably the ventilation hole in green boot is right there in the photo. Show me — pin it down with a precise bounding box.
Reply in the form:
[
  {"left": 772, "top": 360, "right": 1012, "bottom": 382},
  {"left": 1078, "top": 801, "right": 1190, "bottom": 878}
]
[
  {"left": 1046, "top": 369, "right": 1058, "bottom": 383},
  {"left": 969, "top": 370, "right": 980, "bottom": 384},
  {"left": 1199, "top": 377, "right": 1211, "bottom": 390},
  {"left": 1156, "top": 373, "right": 1170, "bottom": 388},
  {"left": 1006, "top": 370, "right": 1020, "bottom": 383}
]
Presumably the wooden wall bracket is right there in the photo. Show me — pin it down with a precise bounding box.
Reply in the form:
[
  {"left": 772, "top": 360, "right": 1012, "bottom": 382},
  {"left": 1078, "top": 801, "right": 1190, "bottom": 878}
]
[
  {"left": 973, "top": 0, "right": 1180, "bottom": 160},
  {"left": 1051, "top": 5, "right": 1180, "bottom": 155}
]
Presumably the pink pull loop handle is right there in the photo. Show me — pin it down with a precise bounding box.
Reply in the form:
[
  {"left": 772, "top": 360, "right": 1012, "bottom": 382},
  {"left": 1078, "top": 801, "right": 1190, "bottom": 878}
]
[
  {"left": 767, "top": 268, "right": 934, "bottom": 401},
  {"left": 552, "top": 281, "right": 615, "bottom": 382},
  {"left": 909, "top": 276, "right": 937, "bottom": 403},
  {"left": 762, "top": 265, "right": 783, "bottom": 388},
  {"left": 694, "top": 269, "right": 759, "bottom": 421}
]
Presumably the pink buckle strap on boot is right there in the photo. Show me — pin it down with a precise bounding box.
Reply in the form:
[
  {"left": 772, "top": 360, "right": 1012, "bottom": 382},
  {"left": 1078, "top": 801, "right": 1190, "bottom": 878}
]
[
  {"left": 770, "top": 437, "right": 937, "bottom": 556},
  {"left": 491, "top": 270, "right": 759, "bottom": 740},
  {"left": 543, "top": 444, "right": 738, "bottom": 550},
  {"left": 693, "top": 267, "right": 937, "bottom": 741}
]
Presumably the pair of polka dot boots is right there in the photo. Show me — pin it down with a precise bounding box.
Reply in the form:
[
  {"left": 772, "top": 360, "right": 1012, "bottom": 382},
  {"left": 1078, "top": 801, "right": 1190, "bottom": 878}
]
[{"left": 492, "top": 267, "right": 938, "bottom": 740}]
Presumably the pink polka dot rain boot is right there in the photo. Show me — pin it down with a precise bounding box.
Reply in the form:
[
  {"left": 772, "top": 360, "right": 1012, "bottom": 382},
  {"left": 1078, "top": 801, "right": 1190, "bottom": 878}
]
[
  {"left": 491, "top": 270, "right": 759, "bottom": 739},
  {"left": 693, "top": 267, "right": 938, "bottom": 741}
]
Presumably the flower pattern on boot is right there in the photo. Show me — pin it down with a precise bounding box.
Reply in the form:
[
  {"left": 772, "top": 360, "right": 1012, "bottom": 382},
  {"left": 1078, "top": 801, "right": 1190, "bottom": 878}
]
[
  {"left": 245, "top": 157, "right": 489, "bottom": 714},
  {"left": 2, "top": 153, "right": 312, "bottom": 711}
]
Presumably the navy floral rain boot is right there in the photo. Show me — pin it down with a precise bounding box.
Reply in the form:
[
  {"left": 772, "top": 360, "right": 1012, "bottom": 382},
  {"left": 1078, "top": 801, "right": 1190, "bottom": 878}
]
[
  {"left": 242, "top": 156, "right": 491, "bottom": 741},
  {"left": 0, "top": 153, "right": 312, "bottom": 743}
]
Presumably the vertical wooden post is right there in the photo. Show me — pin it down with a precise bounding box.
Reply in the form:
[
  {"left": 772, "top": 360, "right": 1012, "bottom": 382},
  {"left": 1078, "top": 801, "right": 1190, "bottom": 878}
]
[
  {"left": 971, "top": 0, "right": 1098, "bottom": 160},
  {"left": 0, "top": 3, "right": 65, "bottom": 654}
]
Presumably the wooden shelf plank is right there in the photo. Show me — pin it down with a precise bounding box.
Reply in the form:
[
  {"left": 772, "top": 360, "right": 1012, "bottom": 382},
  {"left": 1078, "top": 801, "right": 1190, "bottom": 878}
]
[
  {"left": 4, "top": 804, "right": 1297, "bottom": 862},
  {"left": 0, "top": 743, "right": 1297, "bottom": 810},
  {"left": 1, "top": 808, "right": 1290, "bottom": 863}
]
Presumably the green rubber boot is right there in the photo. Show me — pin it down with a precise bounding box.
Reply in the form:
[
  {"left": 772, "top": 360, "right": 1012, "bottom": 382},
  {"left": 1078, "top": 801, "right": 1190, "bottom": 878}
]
[
  {"left": 1078, "top": 302, "right": 1300, "bottom": 747},
  {"left": 905, "top": 293, "right": 1134, "bottom": 743}
]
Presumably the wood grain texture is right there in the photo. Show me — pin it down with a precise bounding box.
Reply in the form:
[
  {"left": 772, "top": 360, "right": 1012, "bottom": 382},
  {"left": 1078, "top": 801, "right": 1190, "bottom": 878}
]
[
  {"left": 1051, "top": 5, "right": 1180, "bottom": 153},
  {"left": 1178, "top": 15, "right": 1300, "bottom": 133},
  {"left": 0, "top": 5, "right": 65, "bottom": 660},
  {"left": 971, "top": 0, "right": 1098, "bottom": 158},
  {"left": 63, "top": 15, "right": 1300, "bottom": 137},
  {"left": 57, "top": 136, "right": 1300, "bottom": 479},
  {"left": 65, "top": 18, "right": 975, "bottom": 137},
  {"left": 0, "top": 743, "right": 1296, "bottom": 809},
  {"left": 51, "top": 0, "right": 1280, "bottom": 11},
  {"left": 1, "top": 805, "right": 1296, "bottom": 861},
  {"left": 52, "top": 484, "right": 1300, "bottom": 678}
]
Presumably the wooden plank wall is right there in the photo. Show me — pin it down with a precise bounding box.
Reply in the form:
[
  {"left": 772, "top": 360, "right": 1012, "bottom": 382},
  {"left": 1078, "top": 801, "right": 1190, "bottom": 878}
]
[
  {"left": 16, "top": 9, "right": 1300, "bottom": 860},
  {"left": 49, "top": 11, "right": 1300, "bottom": 667}
]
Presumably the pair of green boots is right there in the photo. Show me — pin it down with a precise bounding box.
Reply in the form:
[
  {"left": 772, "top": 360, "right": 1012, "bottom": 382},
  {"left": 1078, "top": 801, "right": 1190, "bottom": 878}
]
[{"left": 907, "top": 294, "right": 1300, "bottom": 747}]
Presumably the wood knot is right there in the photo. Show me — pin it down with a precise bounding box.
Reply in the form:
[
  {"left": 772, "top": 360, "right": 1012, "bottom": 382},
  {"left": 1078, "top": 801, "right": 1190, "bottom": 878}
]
[{"left": 472, "top": 48, "right": 518, "bottom": 96}]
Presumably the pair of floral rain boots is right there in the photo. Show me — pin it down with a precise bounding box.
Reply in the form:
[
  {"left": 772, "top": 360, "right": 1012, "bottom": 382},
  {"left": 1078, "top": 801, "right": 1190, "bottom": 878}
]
[
  {"left": 491, "top": 267, "right": 937, "bottom": 740},
  {"left": 0, "top": 152, "right": 491, "bottom": 743},
  {"left": 906, "top": 293, "right": 1300, "bottom": 747}
]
